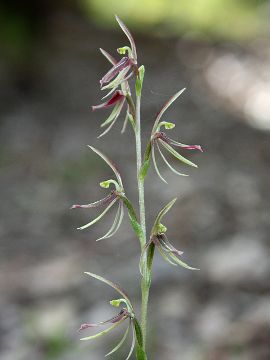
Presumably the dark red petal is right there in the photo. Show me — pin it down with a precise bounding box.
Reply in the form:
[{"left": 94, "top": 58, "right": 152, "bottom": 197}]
[
  {"left": 70, "top": 191, "right": 117, "bottom": 209},
  {"left": 78, "top": 309, "right": 129, "bottom": 332},
  {"left": 92, "top": 91, "right": 125, "bottom": 111},
  {"left": 155, "top": 132, "right": 203, "bottom": 152},
  {"left": 100, "top": 57, "right": 130, "bottom": 87}
]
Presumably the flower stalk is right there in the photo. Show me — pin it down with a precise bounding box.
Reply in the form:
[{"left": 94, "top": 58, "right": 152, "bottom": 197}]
[{"left": 71, "top": 15, "right": 203, "bottom": 359}]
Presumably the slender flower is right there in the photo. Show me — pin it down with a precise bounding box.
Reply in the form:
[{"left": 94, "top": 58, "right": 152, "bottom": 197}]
[
  {"left": 140, "top": 199, "right": 199, "bottom": 275},
  {"left": 140, "top": 89, "right": 203, "bottom": 183},
  {"left": 79, "top": 272, "right": 142, "bottom": 360},
  {"left": 92, "top": 16, "right": 138, "bottom": 137},
  {"left": 70, "top": 147, "right": 125, "bottom": 241},
  {"left": 99, "top": 16, "right": 137, "bottom": 93}
]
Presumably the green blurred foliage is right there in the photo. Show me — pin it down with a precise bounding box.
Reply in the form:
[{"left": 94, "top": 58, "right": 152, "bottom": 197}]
[
  {"left": 0, "top": 0, "right": 269, "bottom": 64},
  {"left": 0, "top": 5, "right": 33, "bottom": 62},
  {"left": 81, "top": 0, "right": 269, "bottom": 40}
]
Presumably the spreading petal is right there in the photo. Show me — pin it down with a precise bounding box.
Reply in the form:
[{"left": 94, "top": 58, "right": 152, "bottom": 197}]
[
  {"left": 77, "top": 198, "right": 117, "bottom": 230},
  {"left": 79, "top": 309, "right": 129, "bottom": 331},
  {"left": 101, "top": 66, "right": 131, "bottom": 90},
  {"left": 100, "top": 57, "right": 130, "bottom": 87},
  {"left": 98, "top": 98, "right": 126, "bottom": 138},
  {"left": 71, "top": 191, "right": 117, "bottom": 209},
  {"left": 151, "top": 144, "right": 168, "bottom": 184},
  {"left": 92, "top": 90, "right": 125, "bottom": 111},
  {"left": 80, "top": 317, "right": 126, "bottom": 341},
  {"left": 158, "top": 234, "right": 184, "bottom": 256},
  {"left": 157, "top": 132, "right": 203, "bottom": 152},
  {"left": 105, "top": 319, "right": 131, "bottom": 357},
  {"left": 156, "top": 141, "right": 189, "bottom": 177},
  {"left": 96, "top": 201, "right": 124, "bottom": 241},
  {"left": 125, "top": 323, "right": 136, "bottom": 360},
  {"left": 159, "top": 139, "right": 198, "bottom": 168}
]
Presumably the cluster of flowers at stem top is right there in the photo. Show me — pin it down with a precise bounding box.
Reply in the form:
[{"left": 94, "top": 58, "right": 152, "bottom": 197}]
[{"left": 71, "top": 15, "right": 203, "bottom": 359}]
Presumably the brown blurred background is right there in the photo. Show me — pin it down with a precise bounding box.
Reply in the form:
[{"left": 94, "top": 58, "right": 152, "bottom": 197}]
[{"left": 1, "top": 1, "right": 270, "bottom": 359}]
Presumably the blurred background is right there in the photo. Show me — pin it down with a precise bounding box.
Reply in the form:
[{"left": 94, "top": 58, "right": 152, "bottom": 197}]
[{"left": 1, "top": 0, "right": 270, "bottom": 359}]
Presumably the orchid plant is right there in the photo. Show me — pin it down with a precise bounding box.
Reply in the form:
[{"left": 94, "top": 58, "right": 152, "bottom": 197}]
[{"left": 71, "top": 16, "right": 202, "bottom": 359}]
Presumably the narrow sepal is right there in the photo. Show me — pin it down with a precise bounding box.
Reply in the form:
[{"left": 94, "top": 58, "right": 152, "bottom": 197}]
[
  {"left": 157, "top": 244, "right": 178, "bottom": 266},
  {"left": 115, "top": 15, "right": 137, "bottom": 61},
  {"left": 125, "top": 324, "right": 136, "bottom": 360},
  {"left": 156, "top": 141, "right": 189, "bottom": 177},
  {"left": 152, "top": 88, "right": 186, "bottom": 135},
  {"left": 152, "top": 145, "right": 168, "bottom": 184},
  {"left": 96, "top": 202, "right": 124, "bottom": 241},
  {"left": 105, "top": 320, "right": 131, "bottom": 357},
  {"left": 88, "top": 146, "right": 123, "bottom": 187},
  {"left": 84, "top": 272, "right": 133, "bottom": 310},
  {"left": 169, "top": 252, "right": 199, "bottom": 271},
  {"left": 159, "top": 139, "right": 198, "bottom": 168},
  {"left": 152, "top": 198, "right": 177, "bottom": 235},
  {"left": 80, "top": 318, "right": 126, "bottom": 341},
  {"left": 100, "top": 100, "right": 124, "bottom": 128},
  {"left": 100, "top": 48, "right": 117, "bottom": 65},
  {"left": 77, "top": 198, "right": 117, "bottom": 230}
]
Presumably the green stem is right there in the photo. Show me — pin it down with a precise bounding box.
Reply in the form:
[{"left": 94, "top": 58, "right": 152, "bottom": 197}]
[
  {"left": 135, "top": 95, "right": 146, "bottom": 244},
  {"left": 135, "top": 92, "right": 151, "bottom": 352}
]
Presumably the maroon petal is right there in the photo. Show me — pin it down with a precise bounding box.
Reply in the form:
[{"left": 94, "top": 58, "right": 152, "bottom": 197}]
[
  {"left": 155, "top": 132, "right": 203, "bottom": 152},
  {"left": 70, "top": 191, "right": 117, "bottom": 209},
  {"left": 78, "top": 309, "right": 129, "bottom": 332},
  {"left": 100, "top": 57, "right": 130, "bottom": 87},
  {"left": 92, "top": 91, "right": 125, "bottom": 111},
  {"left": 158, "top": 234, "right": 184, "bottom": 256}
]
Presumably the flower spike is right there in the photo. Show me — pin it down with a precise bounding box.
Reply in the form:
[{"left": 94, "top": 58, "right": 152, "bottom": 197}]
[{"left": 93, "top": 18, "right": 138, "bottom": 137}]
